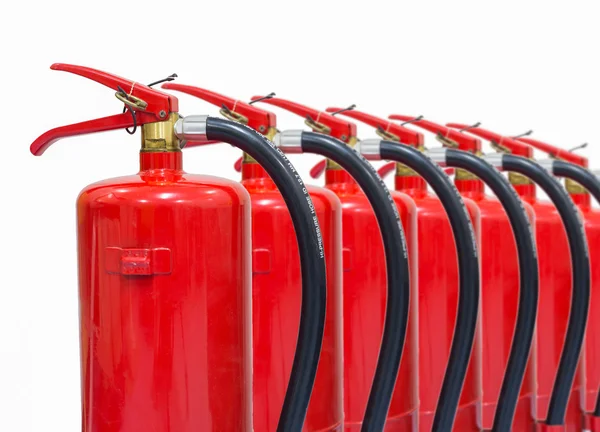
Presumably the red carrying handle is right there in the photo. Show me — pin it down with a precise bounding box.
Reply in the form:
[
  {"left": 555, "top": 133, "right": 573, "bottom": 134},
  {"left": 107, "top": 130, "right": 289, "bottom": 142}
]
[
  {"left": 30, "top": 63, "right": 178, "bottom": 156},
  {"left": 517, "top": 137, "right": 588, "bottom": 167},
  {"left": 446, "top": 123, "right": 533, "bottom": 158},
  {"left": 251, "top": 96, "right": 357, "bottom": 142},
  {"left": 310, "top": 160, "right": 328, "bottom": 179},
  {"left": 234, "top": 157, "right": 243, "bottom": 172},
  {"left": 325, "top": 107, "right": 423, "bottom": 146}
]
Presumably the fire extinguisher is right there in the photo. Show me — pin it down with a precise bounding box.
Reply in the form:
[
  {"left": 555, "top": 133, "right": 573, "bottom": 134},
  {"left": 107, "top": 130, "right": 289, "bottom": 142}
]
[
  {"left": 318, "top": 108, "right": 483, "bottom": 432},
  {"left": 379, "top": 114, "right": 538, "bottom": 431},
  {"left": 514, "top": 136, "right": 600, "bottom": 432},
  {"left": 159, "top": 83, "right": 344, "bottom": 432},
  {"left": 249, "top": 96, "right": 417, "bottom": 431},
  {"left": 29, "top": 64, "right": 327, "bottom": 432},
  {"left": 447, "top": 125, "right": 590, "bottom": 432}
]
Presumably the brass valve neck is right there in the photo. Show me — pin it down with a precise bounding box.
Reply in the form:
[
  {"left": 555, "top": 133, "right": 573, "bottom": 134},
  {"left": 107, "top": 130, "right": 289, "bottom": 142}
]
[
  {"left": 141, "top": 113, "right": 181, "bottom": 152},
  {"left": 566, "top": 178, "right": 588, "bottom": 195},
  {"left": 326, "top": 136, "right": 359, "bottom": 170},
  {"left": 242, "top": 127, "right": 279, "bottom": 164}
]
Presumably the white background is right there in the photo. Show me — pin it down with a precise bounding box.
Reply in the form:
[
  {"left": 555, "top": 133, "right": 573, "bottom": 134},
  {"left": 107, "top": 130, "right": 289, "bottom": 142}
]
[{"left": 1, "top": 1, "right": 600, "bottom": 430}]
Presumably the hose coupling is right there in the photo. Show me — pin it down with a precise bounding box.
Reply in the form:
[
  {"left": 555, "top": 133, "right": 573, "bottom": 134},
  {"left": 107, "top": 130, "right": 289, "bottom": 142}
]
[
  {"left": 357, "top": 139, "right": 382, "bottom": 160},
  {"left": 537, "top": 159, "right": 556, "bottom": 174},
  {"left": 484, "top": 153, "right": 504, "bottom": 169},
  {"left": 174, "top": 115, "right": 208, "bottom": 143},
  {"left": 273, "top": 130, "right": 304, "bottom": 154},
  {"left": 426, "top": 147, "right": 448, "bottom": 166}
]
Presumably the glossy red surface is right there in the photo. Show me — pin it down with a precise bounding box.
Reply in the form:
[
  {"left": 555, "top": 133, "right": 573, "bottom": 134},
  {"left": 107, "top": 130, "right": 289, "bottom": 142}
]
[
  {"left": 585, "top": 414, "right": 600, "bottom": 431},
  {"left": 456, "top": 178, "right": 537, "bottom": 431},
  {"left": 322, "top": 170, "right": 419, "bottom": 431},
  {"left": 77, "top": 152, "right": 252, "bottom": 431},
  {"left": 572, "top": 193, "right": 600, "bottom": 414},
  {"left": 393, "top": 174, "right": 482, "bottom": 432},
  {"left": 240, "top": 162, "right": 344, "bottom": 432},
  {"left": 514, "top": 184, "right": 585, "bottom": 432}
]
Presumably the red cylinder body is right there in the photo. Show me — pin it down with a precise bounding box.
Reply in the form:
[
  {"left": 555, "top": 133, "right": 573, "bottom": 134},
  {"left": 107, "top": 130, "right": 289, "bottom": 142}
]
[
  {"left": 570, "top": 191, "right": 600, "bottom": 416},
  {"left": 513, "top": 183, "right": 584, "bottom": 431},
  {"left": 455, "top": 175, "right": 537, "bottom": 430},
  {"left": 240, "top": 161, "right": 344, "bottom": 432},
  {"left": 322, "top": 168, "right": 419, "bottom": 431},
  {"left": 77, "top": 152, "right": 253, "bottom": 431},
  {"left": 392, "top": 170, "right": 482, "bottom": 432}
]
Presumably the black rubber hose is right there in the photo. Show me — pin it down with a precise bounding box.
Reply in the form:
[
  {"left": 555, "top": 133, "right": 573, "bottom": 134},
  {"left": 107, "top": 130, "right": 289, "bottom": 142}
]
[
  {"left": 205, "top": 118, "right": 327, "bottom": 432},
  {"left": 549, "top": 160, "right": 598, "bottom": 417},
  {"left": 294, "top": 131, "right": 410, "bottom": 432},
  {"left": 378, "top": 142, "right": 480, "bottom": 432},
  {"left": 444, "top": 149, "right": 538, "bottom": 431},
  {"left": 500, "top": 155, "right": 590, "bottom": 427}
]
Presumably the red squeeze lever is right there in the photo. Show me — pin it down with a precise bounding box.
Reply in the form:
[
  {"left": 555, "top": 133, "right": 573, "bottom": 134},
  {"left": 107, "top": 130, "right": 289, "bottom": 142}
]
[
  {"left": 517, "top": 137, "right": 588, "bottom": 167},
  {"left": 162, "top": 84, "right": 277, "bottom": 141},
  {"left": 234, "top": 157, "right": 243, "bottom": 172},
  {"left": 446, "top": 123, "right": 533, "bottom": 158},
  {"left": 31, "top": 63, "right": 178, "bottom": 156},
  {"left": 389, "top": 115, "right": 481, "bottom": 153},
  {"left": 250, "top": 96, "right": 357, "bottom": 143},
  {"left": 309, "top": 160, "right": 328, "bottom": 179},
  {"left": 325, "top": 107, "right": 424, "bottom": 146}
]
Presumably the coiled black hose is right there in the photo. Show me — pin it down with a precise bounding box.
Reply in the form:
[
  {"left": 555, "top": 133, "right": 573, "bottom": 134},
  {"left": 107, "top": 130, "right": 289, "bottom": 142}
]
[
  {"left": 547, "top": 160, "right": 598, "bottom": 418},
  {"left": 375, "top": 142, "right": 479, "bottom": 432},
  {"left": 498, "top": 155, "right": 590, "bottom": 427},
  {"left": 205, "top": 118, "right": 327, "bottom": 432},
  {"left": 443, "top": 149, "right": 538, "bottom": 431},
  {"left": 279, "top": 130, "right": 410, "bottom": 432}
]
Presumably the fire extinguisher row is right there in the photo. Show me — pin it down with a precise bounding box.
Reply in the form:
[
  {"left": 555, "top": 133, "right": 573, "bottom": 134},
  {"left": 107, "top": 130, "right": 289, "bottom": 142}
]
[{"left": 29, "top": 63, "right": 598, "bottom": 432}]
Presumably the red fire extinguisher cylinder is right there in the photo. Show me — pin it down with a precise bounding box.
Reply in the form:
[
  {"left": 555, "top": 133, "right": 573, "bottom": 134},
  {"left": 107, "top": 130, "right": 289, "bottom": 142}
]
[{"left": 30, "top": 64, "right": 329, "bottom": 432}]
